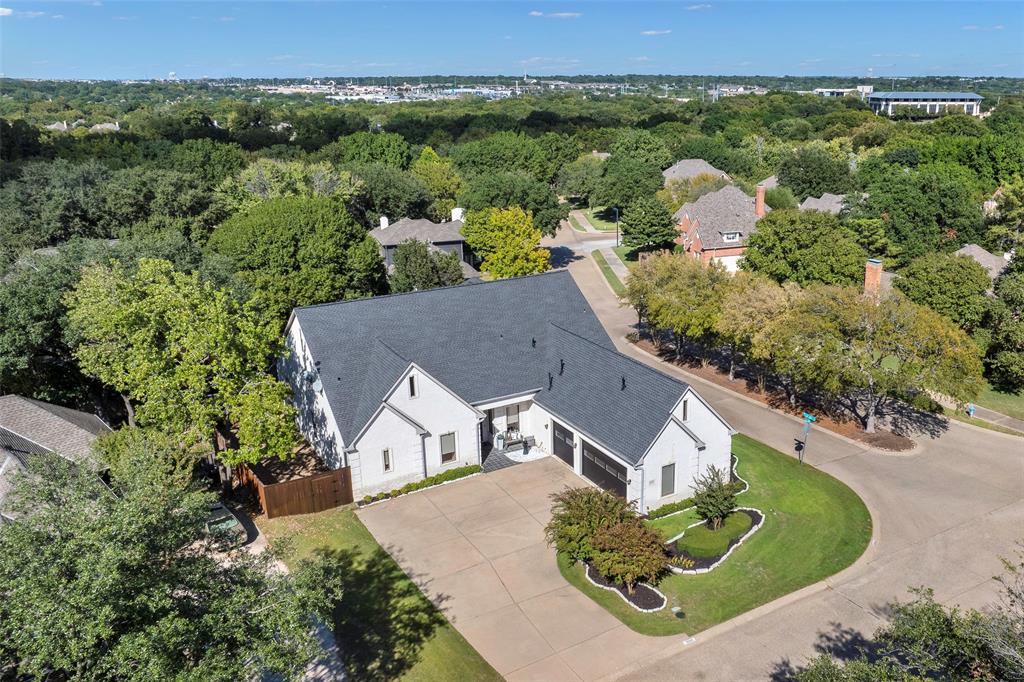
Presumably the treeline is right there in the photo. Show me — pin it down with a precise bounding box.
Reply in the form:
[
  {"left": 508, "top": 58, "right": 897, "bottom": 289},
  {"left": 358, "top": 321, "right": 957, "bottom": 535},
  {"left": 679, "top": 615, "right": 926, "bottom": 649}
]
[{"left": 624, "top": 254, "right": 992, "bottom": 433}]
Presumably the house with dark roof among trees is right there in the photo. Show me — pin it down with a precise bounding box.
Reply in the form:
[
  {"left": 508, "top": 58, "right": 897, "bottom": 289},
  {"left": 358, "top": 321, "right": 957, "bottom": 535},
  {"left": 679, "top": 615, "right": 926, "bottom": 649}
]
[
  {"left": 675, "top": 184, "right": 768, "bottom": 272},
  {"left": 368, "top": 208, "right": 480, "bottom": 280},
  {"left": 0, "top": 395, "right": 110, "bottom": 522},
  {"left": 280, "top": 271, "right": 733, "bottom": 512},
  {"left": 662, "top": 159, "right": 730, "bottom": 185}
]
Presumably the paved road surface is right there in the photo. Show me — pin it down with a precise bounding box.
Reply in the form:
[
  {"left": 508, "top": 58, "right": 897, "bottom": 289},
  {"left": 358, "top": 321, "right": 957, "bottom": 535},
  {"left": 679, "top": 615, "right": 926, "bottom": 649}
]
[{"left": 543, "top": 227, "right": 1024, "bottom": 682}]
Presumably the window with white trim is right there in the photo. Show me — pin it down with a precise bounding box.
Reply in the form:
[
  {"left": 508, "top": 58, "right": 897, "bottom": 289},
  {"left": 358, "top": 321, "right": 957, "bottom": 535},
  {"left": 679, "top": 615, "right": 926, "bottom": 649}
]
[
  {"left": 681, "top": 398, "right": 688, "bottom": 421},
  {"left": 723, "top": 232, "right": 740, "bottom": 243},
  {"left": 661, "top": 463, "right": 675, "bottom": 497},
  {"left": 408, "top": 375, "right": 417, "bottom": 398},
  {"left": 382, "top": 448, "right": 392, "bottom": 473},
  {"left": 440, "top": 432, "right": 457, "bottom": 463}
]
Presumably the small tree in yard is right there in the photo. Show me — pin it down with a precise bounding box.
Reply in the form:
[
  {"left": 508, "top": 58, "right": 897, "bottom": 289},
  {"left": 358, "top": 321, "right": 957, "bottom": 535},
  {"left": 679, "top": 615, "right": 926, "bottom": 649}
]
[
  {"left": 389, "top": 239, "right": 464, "bottom": 293},
  {"left": 544, "top": 487, "right": 634, "bottom": 563},
  {"left": 591, "top": 518, "right": 667, "bottom": 594},
  {"left": 692, "top": 465, "right": 737, "bottom": 530}
]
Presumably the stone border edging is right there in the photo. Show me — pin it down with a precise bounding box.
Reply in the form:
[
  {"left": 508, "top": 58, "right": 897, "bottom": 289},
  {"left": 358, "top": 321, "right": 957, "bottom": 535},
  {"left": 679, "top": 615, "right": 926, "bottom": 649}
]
[
  {"left": 584, "top": 563, "right": 668, "bottom": 613},
  {"left": 667, "top": 507, "right": 765, "bottom": 575}
]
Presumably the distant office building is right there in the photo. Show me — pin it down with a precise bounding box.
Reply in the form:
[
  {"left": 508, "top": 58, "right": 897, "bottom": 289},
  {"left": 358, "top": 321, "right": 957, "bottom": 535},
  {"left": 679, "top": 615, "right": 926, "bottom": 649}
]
[
  {"left": 813, "top": 85, "right": 873, "bottom": 99},
  {"left": 867, "top": 91, "right": 982, "bottom": 117}
]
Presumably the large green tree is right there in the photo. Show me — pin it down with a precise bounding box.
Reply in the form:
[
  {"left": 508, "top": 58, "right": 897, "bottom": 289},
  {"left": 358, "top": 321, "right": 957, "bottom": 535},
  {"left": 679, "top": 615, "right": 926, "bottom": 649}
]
[
  {"left": 461, "top": 207, "right": 550, "bottom": 278},
  {"left": 986, "top": 269, "right": 1024, "bottom": 392},
  {"left": 451, "top": 131, "right": 548, "bottom": 180},
  {"left": 742, "top": 209, "right": 867, "bottom": 286},
  {"left": 205, "top": 196, "right": 387, "bottom": 324},
  {"left": 215, "top": 158, "right": 364, "bottom": 215},
  {"left": 620, "top": 196, "right": 677, "bottom": 251},
  {"left": 349, "top": 162, "right": 431, "bottom": 227},
  {"left": 557, "top": 155, "right": 605, "bottom": 207},
  {"left": 66, "top": 258, "right": 300, "bottom": 464},
  {"left": 389, "top": 239, "right": 465, "bottom": 293},
  {"left": 409, "top": 146, "right": 465, "bottom": 223},
  {"left": 609, "top": 129, "right": 673, "bottom": 170},
  {"left": 0, "top": 451, "right": 336, "bottom": 681},
  {"left": 646, "top": 253, "right": 729, "bottom": 362},
  {"left": 318, "top": 130, "right": 412, "bottom": 168},
  {"left": 895, "top": 253, "right": 991, "bottom": 330},
  {"left": 459, "top": 171, "right": 567, "bottom": 236},
  {"left": 987, "top": 175, "right": 1024, "bottom": 254},
  {"left": 593, "top": 156, "right": 664, "bottom": 210},
  {"left": 778, "top": 145, "right": 852, "bottom": 201}
]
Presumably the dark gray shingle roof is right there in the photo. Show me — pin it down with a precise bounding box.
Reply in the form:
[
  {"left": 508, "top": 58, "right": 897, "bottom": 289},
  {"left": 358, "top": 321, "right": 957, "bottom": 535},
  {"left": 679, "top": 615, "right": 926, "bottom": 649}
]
[
  {"left": 954, "top": 244, "right": 1008, "bottom": 282},
  {"left": 663, "top": 159, "right": 729, "bottom": 183},
  {"left": 293, "top": 271, "right": 689, "bottom": 463},
  {"left": 674, "top": 185, "right": 767, "bottom": 249},
  {"left": 799, "top": 193, "right": 845, "bottom": 214},
  {"left": 369, "top": 218, "right": 464, "bottom": 247}
]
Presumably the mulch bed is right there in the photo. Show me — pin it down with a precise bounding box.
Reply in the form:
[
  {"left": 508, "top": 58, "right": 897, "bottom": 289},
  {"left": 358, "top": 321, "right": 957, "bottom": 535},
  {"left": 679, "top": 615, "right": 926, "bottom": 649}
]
[
  {"left": 667, "top": 509, "right": 763, "bottom": 571},
  {"left": 632, "top": 337, "right": 915, "bottom": 452},
  {"left": 585, "top": 563, "right": 666, "bottom": 611}
]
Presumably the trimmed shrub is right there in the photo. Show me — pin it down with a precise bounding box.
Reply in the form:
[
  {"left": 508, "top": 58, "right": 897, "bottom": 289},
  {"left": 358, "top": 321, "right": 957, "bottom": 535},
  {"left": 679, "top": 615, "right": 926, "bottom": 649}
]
[
  {"left": 692, "top": 465, "right": 737, "bottom": 530},
  {"left": 544, "top": 487, "right": 634, "bottom": 563},
  {"left": 647, "top": 497, "right": 694, "bottom": 519},
  {"left": 591, "top": 518, "right": 668, "bottom": 594}
]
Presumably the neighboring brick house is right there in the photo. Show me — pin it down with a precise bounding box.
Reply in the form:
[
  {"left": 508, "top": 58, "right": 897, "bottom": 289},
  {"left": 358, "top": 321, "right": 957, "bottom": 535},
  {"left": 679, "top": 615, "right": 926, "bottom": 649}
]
[{"left": 675, "top": 185, "right": 768, "bottom": 272}]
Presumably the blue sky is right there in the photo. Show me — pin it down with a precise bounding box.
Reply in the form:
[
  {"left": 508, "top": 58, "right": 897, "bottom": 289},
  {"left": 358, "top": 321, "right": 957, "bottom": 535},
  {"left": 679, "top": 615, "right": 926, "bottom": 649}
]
[{"left": 1, "top": 1, "right": 1022, "bottom": 80}]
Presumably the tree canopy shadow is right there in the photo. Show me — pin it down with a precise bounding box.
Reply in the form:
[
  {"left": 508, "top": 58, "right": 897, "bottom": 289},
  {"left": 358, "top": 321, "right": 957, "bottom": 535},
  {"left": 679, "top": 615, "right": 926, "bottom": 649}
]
[
  {"left": 768, "top": 619, "right": 882, "bottom": 681},
  {"left": 548, "top": 245, "right": 582, "bottom": 269},
  {"left": 306, "top": 546, "right": 450, "bottom": 682}
]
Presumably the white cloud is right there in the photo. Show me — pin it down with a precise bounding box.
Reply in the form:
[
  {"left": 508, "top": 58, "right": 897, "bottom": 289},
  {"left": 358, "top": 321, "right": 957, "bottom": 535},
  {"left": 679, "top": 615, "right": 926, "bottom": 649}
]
[
  {"left": 51, "top": 13, "right": 63, "bottom": 19},
  {"left": 0, "top": 7, "right": 12, "bottom": 16},
  {"left": 962, "top": 24, "right": 1003, "bottom": 31},
  {"left": 219, "top": 15, "right": 235, "bottom": 22},
  {"left": 112, "top": 15, "right": 135, "bottom": 20},
  {"left": 18, "top": 10, "right": 46, "bottom": 18},
  {"left": 529, "top": 10, "right": 582, "bottom": 18},
  {"left": 628, "top": 56, "right": 652, "bottom": 62},
  {"left": 686, "top": 4, "right": 712, "bottom": 10},
  {"left": 640, "top": 29, "right": 671, "bottom": 35}
]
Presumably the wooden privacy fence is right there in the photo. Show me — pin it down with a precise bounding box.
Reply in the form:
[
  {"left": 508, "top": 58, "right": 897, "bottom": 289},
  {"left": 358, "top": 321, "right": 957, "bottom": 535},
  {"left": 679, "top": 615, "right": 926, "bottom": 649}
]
[{"left": 238, "top": 464, "right": 354, "bottom": 519}]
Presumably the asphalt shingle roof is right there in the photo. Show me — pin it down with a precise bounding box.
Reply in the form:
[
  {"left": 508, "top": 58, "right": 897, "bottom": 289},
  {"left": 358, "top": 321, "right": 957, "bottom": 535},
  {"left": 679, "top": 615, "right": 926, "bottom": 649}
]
[
  {"left": 369, "top": 218, "right": 465, "bottom": 247},
  {"left": 674, "top": 185, "right": 767, "bottom": 249},
  {"left": 955, "top": 244, "right": 1008, "bottom": 282},
  {"left": 662, "top": 159, "right": 729, "bottom": 183},
  {"left": 0, "top": 396, "right": 109, "bottom": 463},
  {"left": 292, "top": 271, "right": 689, "bottom": 463},
  {"left": 799, "top": 193, "right": 846, "bottom": 214}
]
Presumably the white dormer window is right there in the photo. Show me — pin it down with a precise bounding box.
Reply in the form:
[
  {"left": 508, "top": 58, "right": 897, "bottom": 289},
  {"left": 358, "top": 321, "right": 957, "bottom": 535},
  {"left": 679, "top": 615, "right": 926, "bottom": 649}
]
[
  {"left": 723, "top": 232, "right": 741, "bottom": 243},
  {"left": 408, "top": 375, "right": 417, "bottom": 398}
]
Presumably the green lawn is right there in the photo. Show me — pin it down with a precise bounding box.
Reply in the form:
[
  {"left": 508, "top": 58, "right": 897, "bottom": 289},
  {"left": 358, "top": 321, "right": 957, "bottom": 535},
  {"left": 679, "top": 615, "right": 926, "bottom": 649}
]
[
  {"left": 559, "top": 434, "right": 872, "bottom": 636},
  {"left": 592, "top": 250, "right": 626, "bottom": 296},
  {"left": 673, "top": 511, "right": 753, "bottom": 558},
  {"left": 975, "top": 381, "right": 1024, "bottom": 421},
  {"left": 582, "top": 206, "right": 621, "bottom": 232},
  {"left": 646, "top": 507, "right": 702, "bottom": 540},
  {"left": 260, "top": 507, "right": 501, "bottom": 682},
  {"left": 568, "top": 213, "right": 587, "bottom": 232}
]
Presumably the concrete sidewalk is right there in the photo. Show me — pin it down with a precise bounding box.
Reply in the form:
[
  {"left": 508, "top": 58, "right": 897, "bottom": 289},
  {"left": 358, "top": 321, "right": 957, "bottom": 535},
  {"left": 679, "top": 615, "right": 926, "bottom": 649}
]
[
  {"left": 972, "top": 403, "right": 1024, "bottom": 433},
  {"left": 597, "top": 248, "right": 630, "bottom": 287},
  {"left": 569, "top": 209, "right": 600, "bottom": 234}
]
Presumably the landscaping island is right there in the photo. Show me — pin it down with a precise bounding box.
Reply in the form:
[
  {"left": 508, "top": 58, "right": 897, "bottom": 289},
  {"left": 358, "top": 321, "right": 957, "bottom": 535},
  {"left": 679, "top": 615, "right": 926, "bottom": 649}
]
[{"left": 557, "top": 434, "right": 872, "bottom": 636}]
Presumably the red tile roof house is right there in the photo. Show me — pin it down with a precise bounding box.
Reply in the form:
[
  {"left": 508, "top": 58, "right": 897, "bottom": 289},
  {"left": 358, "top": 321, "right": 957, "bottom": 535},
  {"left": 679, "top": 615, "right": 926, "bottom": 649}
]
[{"left": 674, "top": 184, "right": 769, "bottom": 272}]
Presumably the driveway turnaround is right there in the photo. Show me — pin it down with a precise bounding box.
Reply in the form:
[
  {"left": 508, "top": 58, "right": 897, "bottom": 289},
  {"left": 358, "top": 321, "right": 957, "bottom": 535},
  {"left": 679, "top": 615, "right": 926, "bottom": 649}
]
[{"left": 357, "top": 458, "right": 692, "bottom": 681}]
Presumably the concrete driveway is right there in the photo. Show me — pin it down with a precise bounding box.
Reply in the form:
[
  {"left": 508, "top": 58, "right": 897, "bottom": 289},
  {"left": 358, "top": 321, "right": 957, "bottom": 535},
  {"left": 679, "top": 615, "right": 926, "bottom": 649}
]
[{"left": 357, "top": 458, "right": 690, "bottom": 681}]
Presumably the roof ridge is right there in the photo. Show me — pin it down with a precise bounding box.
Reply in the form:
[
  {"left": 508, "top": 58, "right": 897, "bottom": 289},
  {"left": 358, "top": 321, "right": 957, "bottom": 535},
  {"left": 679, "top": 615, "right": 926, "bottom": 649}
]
[
  {"left": 293, "top": 270, "right": 571, "bottom": 313},
  {"left": 547, "top": 322, "right": 689, "bottom": 391}
]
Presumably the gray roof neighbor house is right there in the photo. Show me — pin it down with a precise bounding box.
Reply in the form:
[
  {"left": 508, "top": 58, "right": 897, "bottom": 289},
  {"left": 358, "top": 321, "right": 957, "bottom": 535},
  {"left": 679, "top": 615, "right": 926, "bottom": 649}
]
[
  {"left": 0, "top": 396, "right": 110, "bottom": 520},
  {"left": 369, "top": 217, "right": 465, "bottom": 247},
  {"left": 662, "top": 159, "right": 729, "bottom": 184},
  {"left": 800, "top": 193, "right": 846, "bottom": 215},
  {"left": 955, "top": 244, "right": 1010, "bottom": 282},
  {"left": 290, "top": 271, "right": 694, "bottom": 465},
  {"left": 674, "top": 185, "right": 767, "bottom": 249}
]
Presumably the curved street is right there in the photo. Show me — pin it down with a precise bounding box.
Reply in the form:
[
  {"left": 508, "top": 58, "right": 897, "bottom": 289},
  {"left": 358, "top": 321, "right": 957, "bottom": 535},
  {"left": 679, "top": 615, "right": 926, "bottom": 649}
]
[{"left": 545, "top": 226, "right": 1024, "bottom": 681}]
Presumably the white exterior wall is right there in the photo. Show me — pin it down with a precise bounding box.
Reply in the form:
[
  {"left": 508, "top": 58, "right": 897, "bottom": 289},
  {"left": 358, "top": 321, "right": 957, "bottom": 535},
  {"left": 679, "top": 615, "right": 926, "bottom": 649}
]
[
  {"left": 379, "top": 367, "right": 482, "bottom": 479},
  {"left": 351, "top": 407, "right": 425, "bottom": 496},
  {"left": 280, "top": 319, "right": 348, "bottom": 469}
]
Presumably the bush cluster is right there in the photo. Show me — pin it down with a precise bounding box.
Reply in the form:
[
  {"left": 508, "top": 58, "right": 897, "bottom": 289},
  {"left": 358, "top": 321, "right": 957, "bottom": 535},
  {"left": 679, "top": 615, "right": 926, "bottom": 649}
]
[
  {"left": 544, "top": 487, "right": 667, "bottom": 593},
  {"left": 646, "top": 498, "right": 695, "bottom": 519},
  {"left": 359, "top": 464, "right": 482, "bottom": 505}
]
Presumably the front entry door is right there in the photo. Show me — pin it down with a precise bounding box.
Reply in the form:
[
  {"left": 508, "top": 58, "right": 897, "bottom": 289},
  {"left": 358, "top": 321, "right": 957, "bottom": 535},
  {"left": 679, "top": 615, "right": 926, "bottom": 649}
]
[{"left": 552, "top": 420, "right": 574, "bottom": 467}]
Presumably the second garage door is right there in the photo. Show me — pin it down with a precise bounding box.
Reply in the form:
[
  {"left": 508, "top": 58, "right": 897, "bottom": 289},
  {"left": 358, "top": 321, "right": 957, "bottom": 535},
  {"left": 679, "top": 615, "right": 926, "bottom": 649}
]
[
  {"left": 552, "top": 420, "right": 575, "bottom": 467},
  {"left": 581, "top": 440, "right": 628, "bottom": 498}
]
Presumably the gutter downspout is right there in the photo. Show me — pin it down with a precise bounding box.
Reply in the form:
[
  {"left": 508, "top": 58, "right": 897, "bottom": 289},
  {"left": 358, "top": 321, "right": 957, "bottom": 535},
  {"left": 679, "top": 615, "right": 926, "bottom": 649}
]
[
  {"left": 636, "top": 465, "right": 645, "bottom": 515},
  {"left": 420, "top": 433, "right": 429, "bottom": 480}
]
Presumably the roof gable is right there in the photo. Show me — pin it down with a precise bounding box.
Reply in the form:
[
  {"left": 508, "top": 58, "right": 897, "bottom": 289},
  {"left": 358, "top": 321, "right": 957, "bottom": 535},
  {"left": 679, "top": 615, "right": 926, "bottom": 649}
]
[
  {"left": 674, "top": 185, "right": 767, "bottom": 248},
  {"left": 0, "top": 396, "right": 108, "bottom": 463},
  {"left": 369, "top": 217, "right": 465, "bottom": 247}
]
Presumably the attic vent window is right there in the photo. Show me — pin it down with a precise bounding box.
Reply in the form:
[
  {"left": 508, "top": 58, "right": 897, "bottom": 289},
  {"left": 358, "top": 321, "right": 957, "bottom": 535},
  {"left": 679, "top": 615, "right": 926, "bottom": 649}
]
[
  {"left": 408, "top": 375, "right": 418, "bottom": 398},
  {"left": 532, "top": 337, "right": 536, "bottom": 348},
  {"left": 548, "top": 372, "right": 553, "bottom": 390},
  {"left": 621, "top": 376, "right": 626, "bottom": 390},
  {"left": 559, "top": 359, "right": 565, "bottom": 375},
  {"left": 723, "top": 232, "right": 741, "bottom": 243}
]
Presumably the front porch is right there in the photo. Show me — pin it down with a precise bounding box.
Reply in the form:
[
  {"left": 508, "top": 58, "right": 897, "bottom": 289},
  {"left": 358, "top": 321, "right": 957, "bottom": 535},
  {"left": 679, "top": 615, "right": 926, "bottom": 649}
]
[{"left": 479, "top": 397, "right": 547, "bottom": 473}]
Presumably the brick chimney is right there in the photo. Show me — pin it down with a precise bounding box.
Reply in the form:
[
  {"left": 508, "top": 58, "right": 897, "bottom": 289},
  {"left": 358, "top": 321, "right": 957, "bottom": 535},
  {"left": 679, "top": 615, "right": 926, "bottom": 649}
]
[
  {"left": 755, "top": 184, "right": 766, "bottom": 218},
  {"left": 864, "top": 259, "right": 882, "bottom": 297}
]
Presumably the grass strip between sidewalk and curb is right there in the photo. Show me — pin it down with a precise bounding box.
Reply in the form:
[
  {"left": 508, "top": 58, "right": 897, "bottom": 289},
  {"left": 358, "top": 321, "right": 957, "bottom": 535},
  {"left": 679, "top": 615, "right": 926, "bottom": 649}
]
[{"left": 593, "top": 250, "right": 626, "bottom": 296}]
